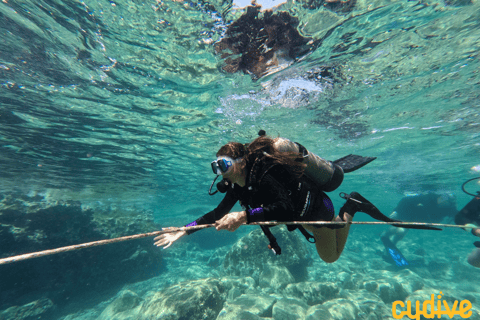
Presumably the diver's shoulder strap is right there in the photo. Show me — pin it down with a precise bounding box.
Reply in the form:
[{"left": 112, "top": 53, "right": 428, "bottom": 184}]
[{"left": 248, "top": 159, "right": 283, "bottom": 192}]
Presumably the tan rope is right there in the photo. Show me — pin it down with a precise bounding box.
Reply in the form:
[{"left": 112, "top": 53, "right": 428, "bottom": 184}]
[{"left": 0, "top": 221, "right": 475, "bottom": 266}]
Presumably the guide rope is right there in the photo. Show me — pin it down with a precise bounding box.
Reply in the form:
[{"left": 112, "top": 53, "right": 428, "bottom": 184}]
[{"left": 0, "top": 220, "right": 476, "bottom": 266}]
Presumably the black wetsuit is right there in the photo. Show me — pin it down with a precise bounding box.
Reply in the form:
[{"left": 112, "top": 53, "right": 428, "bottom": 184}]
[
  {"left": 455, "top": 196, "right": 480, "bottom": 226},
  {"left": 392, "top": 193, "right": 457, "bottom": 223},
  {"left": 185, "top": 159, "right": 335, "bottom": 234}
]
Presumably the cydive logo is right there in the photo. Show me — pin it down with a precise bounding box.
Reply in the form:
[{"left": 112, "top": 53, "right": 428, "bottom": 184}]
[{"left": 392, "top": 292, "right": 472, "bottom": 319}]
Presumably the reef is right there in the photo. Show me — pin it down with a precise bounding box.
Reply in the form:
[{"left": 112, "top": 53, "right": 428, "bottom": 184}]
[
  {"left": 54, "top": 224, "right": 480, "bottom": 320},
  {"left": 0, "top": 193, "right": 163, "bottom": 316},
  {"left": 222, "top": 226, "right": 310, "bottom": 283}
]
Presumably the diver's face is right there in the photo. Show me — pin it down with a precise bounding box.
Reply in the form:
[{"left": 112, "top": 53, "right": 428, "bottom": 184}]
[
  {"left": 215, "top": 155, "right": 243, "bottom": 185},
  {"left": 211, "top": 156, "right": 236, "bottom": 178}
]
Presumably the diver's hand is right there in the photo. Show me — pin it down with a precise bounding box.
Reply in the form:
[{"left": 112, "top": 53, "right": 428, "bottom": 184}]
[
  {"left": 154, "top": 228, "right": 187, "bottom": 249},
  {"left": 215, "top": 211, "right": 247, "bottom": 232}
]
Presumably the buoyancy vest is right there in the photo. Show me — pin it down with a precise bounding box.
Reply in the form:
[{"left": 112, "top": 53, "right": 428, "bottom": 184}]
[
  {"left": 243, "top": 157, "right": 315, "bottom": 217},
  {"left": 241, "top": 157, "right": 317, "bottom": 254}
]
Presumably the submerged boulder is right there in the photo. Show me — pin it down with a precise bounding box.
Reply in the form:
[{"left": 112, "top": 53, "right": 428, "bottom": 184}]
[
  {"left": 284, "top": 281, "right": 340, "bottom": 306},
  {"left": 138, "top": 278, "right": 226, "bottom": 320},
  {"left": 0, "top": 298, "right": 54, "bottom": 320},
  {"left": 216, "top": 293, "right": 276, "bottom": 319},
  {"left": 361, "top": 269, "right": 425, "bottom": 304},
  {"left": 223, "top": 225, "right": 311, "bottom": 283},
  {"left": 272, "top": 297, "right": 309, "bottom": 320},
  {"left": 0, "top": 194, "right": 163, "bottom": 311},
  {"left": 259, "top": 265, "right": 295, "bottom": 290},
  {"left": 97, "top": 290, "right": 143, "bottom": 320},
  {"left": 321, "top": 298, "right": 359, "bottom": 320}
]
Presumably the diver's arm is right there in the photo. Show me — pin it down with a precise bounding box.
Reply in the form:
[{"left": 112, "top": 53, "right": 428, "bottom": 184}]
[
  {"left": 183, "top": 188, "right": 238, "bottom": 235},
  {"left": 154, "top": 189, "right": 238, "bottom": 248},
  {"left": 215, "top": 210, "right": 247, "bottom": 231},
  {"left": 154, "top": 228, "right": 187, "bottom": 249}
]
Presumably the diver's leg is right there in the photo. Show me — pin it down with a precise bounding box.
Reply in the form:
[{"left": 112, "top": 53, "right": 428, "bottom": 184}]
[
  {"left": 391, "top": 228, "right": 407, "bottom": 245},
  {"left": 380, "top": 227, "right": 395, "bottom": 242},
  {"left": 304, "top": 191, "right": 390, "bottom": 263},
  {"left": 381, "top": 226, "right": 407, "bottom": 246},
  {"left": 380, "top": 212, "right": 400, "bottom": 242},
  {"left": 303, "top": 212, "right": 353, "bottom": 263}
]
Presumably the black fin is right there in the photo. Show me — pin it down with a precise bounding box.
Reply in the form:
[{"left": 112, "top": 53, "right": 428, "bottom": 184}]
[
  {"left": 340, "top": 192, "right": 442, "bottom": 231},
  {"left": 474, "top": 241, "right": 480, "bottom": 248},
  {"left": 391, "top": 223, "right": 442, "bottom": 231},
  {"left": 333, "top": 154, "right": 377, "bottom": 173}
]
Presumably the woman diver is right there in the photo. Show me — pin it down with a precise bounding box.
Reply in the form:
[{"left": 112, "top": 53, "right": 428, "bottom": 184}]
[{"left": 154, "top": 134, "right": 403, "bottom": 263}]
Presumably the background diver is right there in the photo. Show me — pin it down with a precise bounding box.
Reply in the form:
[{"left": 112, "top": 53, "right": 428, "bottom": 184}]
[
  {"left": 455, "top": 177, "right": 480, "bottom": 268},
  {"left": 380, "top": 192, "right": 457, "bottom": 266},
  {"left": 154, "top": 132, "right": 437, "bottom": 263}
]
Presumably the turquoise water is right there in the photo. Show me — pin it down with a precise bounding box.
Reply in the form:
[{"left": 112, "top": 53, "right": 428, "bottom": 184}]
[{"left": 1, "top": 0, "right": 480, "bottom": 319}]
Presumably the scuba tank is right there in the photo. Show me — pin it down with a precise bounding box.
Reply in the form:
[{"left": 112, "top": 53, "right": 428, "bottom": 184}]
[{"left": 273, "top": 137, "right": 344, "bottom": 192}]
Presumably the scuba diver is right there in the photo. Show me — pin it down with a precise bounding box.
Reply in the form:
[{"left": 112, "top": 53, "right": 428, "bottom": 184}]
[
  {"left": 154, "top": 131, "right": 437, "bottom": 263},
  {"left": 455, "top": 177, "right": 480, "bottom": 268},
  {"left": 380, "top": 192, "right": 457, "bottom": 267}
]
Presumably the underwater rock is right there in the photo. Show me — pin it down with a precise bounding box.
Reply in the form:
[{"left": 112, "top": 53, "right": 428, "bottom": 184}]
[
  {"left": 216, "top": 293, "right": 276, "bottom": 319},
  {"left": 0, "top": 298, "right": 54, "bottom": 320},
  {"left": 217, "top": 310, "right": 263, "bottom": 320},
  {"left": 0, "top": 194, "right": 163, "bottom": 312},
  {"left": 335, "top": 271, "right": 364, "bottom": 290},
  {"left": 322, "top": 298, "right": 359, "bottom": 320},
  {"left": 138, "top": 278, "right": 226, "bottom": 320},
  {"left": 392, "top": 269, "right": 425, "bottom": 293},
  {"left": 283, "top": 281, "right": 340, "bottom": 306},
  {"left": 97, "top": 290, "right": 143, "bottom": 320},
  {"left": 272, "top": 297, "right": 309, "bottom": 320},
  {"left": 304, "top": 304, "right": 335, "bottom": 320},
  {"left": 339, "top": 289, "right": 392, "bottom": 320},
  {"left": 259, "top": 265, "right": 295, "bottom": 290},
  {"left": 221, "top": 277, "right": 256, "bottom": 301},
  {"left": 368, "top": 280, "right": 408, "bottom": 304},
  {"left": 222, "top": 225, "right": 311, "bottom": 283},
  {"left": 361, "top": 269, "right": 424, "bottom": 304}
]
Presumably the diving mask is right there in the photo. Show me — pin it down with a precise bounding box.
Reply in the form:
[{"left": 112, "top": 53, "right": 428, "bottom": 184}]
[{"left": 211, "top": 156, "right": 240, "bottom": 175}]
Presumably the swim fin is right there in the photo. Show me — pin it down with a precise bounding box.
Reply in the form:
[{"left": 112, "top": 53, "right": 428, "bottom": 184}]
[
  {"left": 333, "top": 154, "right": 377, "bottom": 173},
  {"left": 474, "top": 241, "right": 480, "bottom": 248},
  {"left": 381, "top": 237, "right": 410, "bottom": 267},
  {"left": 339, "top": 192, "right": 443, "bottom": 231}
]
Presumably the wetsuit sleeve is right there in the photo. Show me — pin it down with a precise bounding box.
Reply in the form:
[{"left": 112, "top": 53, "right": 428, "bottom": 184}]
[
  {"left": 184, "top": 188, "right": 238, "bottom": 235},
  {"left": 246, "top": 173, "right": 295, "bottom": 223}
]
